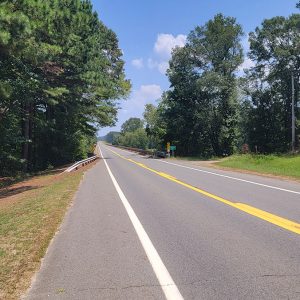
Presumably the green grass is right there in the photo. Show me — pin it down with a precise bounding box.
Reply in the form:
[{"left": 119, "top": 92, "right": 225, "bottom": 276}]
[
  {"left": 217, "top": 154, "right": 300, "bottom": 179},
  {"left": 170, "top": 156, "right": 219, "bottom": 161},
  {"left": 0, "top": 170, "right": 85, "bottom": 300}
]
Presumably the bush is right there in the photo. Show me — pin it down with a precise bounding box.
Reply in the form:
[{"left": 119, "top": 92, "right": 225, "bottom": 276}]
[{"left": 118, "top": 128, "right": 149, "bottom": 149}]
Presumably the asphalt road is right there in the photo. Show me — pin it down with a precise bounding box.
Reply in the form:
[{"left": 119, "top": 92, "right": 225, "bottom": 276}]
[{"left": 26, "top": 143, "right": 300, "bottom": 300}]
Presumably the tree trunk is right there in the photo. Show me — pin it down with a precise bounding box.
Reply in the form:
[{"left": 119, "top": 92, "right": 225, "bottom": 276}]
[
  {"left": 31, "top": 103, "right": 36, "bottom": 170},
  {"left": 28, "top": 102, "right": 33, "bottom": 170},
  {"left": 22, "top": 102, "right": 33, "bottom": 172}
]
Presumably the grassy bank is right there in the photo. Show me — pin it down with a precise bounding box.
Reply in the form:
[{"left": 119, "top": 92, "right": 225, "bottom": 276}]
[
  {"left": 217, "top": 154, "right": 300, "bottom": 179},
  {"left": 0, "top": 169, "right": 86, "bottom": 299},
  {"left": 171, "top": 156, "right": 219, "bottom": 161}
]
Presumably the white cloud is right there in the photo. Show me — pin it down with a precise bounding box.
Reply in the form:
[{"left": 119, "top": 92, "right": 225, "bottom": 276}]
[
  {"left": 242, "top": 35, "right": 251, "bottom": 52},
  {"left": 147, "top": 59, "right": 169, "bottom": 75},
  {"left": 132, "top": 84, "right": 162, "bottom": 106},
  {"left": 237, "top": 34, "right": 255, "bottom": 75},
  {"left": 131, "top": 58, "right": 144, "bottom": 69},
  {"left": 147, "top": 58, "right": 157, "bottom": 70},
  {"left": 147, "top": 33, "right": 187, "bottom": 75},
  {"left": 122, "top": 84, "right": 162, "bottom": 117},
  {"left": 239, "top": 57, "right": 255, "bottom": 72},
  {"left": 99, "top": 84, "right": 163, "bottom": 135},
  {"left": 158, "top": 62, "right": 169, "bottom": 74},
  {"left": 154, "top": 33, "right": 187, "bottom": 58},
  {"left": 131, "top": 34, "right": 187, "bottom": 75}
]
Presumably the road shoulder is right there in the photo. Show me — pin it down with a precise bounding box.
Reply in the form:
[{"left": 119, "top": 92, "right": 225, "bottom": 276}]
[
  {"left": 168, "top": 157, "right": 300, "bottom": 184},
  {"left": 25, "top": 159, "right": 164, "bottom": 300}
]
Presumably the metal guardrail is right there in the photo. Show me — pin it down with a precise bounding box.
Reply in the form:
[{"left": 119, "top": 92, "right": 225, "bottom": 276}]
[
  {"left": 64, "top": 156, "right": 98, "bottom": 173},
  {"left": 111, "top": 145, "right": 155, "bottom": 156},
  {"left": 110, "top": 144, "right": 171, "bottom": 158}
]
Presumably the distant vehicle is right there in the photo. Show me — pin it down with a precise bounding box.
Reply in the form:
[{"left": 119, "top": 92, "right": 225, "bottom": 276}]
[{"left": 155, "top": 151, "right": 167, "bottom": 158}]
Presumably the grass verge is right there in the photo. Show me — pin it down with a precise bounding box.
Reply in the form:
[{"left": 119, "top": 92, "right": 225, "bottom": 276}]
[
  {"left": 0, "top": 169, "right": 86, "bottom": 300},
  {"left": 217, "top": 154, "right": 300, "bottom": 179},
  {"left": 170, "top": 156, "right": 219, "bottom": 161}
]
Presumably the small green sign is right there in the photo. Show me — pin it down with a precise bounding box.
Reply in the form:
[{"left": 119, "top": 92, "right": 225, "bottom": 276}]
[{"left": 170, "top": 145, "right": 176, "bottom": 151}]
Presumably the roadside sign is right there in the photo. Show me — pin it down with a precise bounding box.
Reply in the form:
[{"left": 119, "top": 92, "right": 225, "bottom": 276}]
[
  {"left": 167, "top": 142, "right": 170, "bottom": 153},
  {"left": 170, "top": 145, "right": 176, "bottom": 151}
]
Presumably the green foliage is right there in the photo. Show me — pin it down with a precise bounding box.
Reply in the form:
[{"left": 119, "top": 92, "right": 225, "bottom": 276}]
[
  {"left": 121, "top": 117, "right": 144, "bottom": 133},
  {"left": 103, "top": 131, "right": 121, "bottom": 144},
  {"left": 117, "top": 117, "right": 149, "bottom": 149},
  {"left": 118, "top": 128, "right": 149, "bottom": 149},
  {"left": 0, "top": 0, "right": 130, "bottom": 175},
  {"left": 218, "top": 154, "right": 300, "bottom": 178},
  {"left": 163, "top": 14, "right": 243, "bottom": 156},
  {"left": 242, "top": 12, "right": 300, "bottom": 153},
  {"left": 153, "top": 9, "right": 299, "bottom": 156},
  {"left": 143, "top": 103, "right": 166, "bottom": 149}
]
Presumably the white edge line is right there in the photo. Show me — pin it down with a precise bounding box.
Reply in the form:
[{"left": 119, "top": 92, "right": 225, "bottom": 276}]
[
  {"left": 159, "top": 160, "right": 300, "bottom": 195},
  {"left": 105, "top": 145, "right": 300, "bottom": 195},
  {"left": 98, "top": 144, "right": 184, "bottom": 300}
]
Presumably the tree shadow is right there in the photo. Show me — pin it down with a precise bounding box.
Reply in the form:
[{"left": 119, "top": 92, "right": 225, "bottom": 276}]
[
  {"left": 38, "top": 169, "right": 63, "bottom": 176},
  {"left": 0, "top": 185, "right": 40, "bottom": 199},
  {"left": 0, "top": 168, "right": 63, "bottom": 190}
]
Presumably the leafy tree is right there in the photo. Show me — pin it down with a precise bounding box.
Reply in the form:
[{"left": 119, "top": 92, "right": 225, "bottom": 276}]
[
  {"left": 0, "top": 0, "right": 130, "bottom": 175},
  {"left": 121, "top": 117, "right": 144, "bottom": 134},
  {"left": 143, "top": 103, "right": 166, "bottom": 149},
  {"left": 118, "top": 128, "right": 149, "bottom": 149},
  {"left": 243, "top": 12, "right": 300, "bottom": 152},
  {"left": 104, "top": 131, "right": 121, "bottom": 144},
  {"left": 164, "top": 14, "right": 243, "bottom": 156},
  {"left": 117, "top": 117, "right": 149, "bottom": 149}
]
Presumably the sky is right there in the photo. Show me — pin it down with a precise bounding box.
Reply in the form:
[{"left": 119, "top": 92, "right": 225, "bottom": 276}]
[{"left": 92, "top": 0, "right": 298, "bottom": 136}]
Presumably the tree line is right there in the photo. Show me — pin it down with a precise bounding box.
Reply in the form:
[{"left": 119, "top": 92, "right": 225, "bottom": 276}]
[
  {"left": 106, "top": 3, "right": 300, "bottom": 157},
  {"left": 0, "top": 0, "right": 130, "bottom": 176}
]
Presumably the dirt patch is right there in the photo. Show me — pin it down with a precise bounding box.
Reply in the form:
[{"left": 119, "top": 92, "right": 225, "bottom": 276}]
[{"left": 0, "top": 160, "right": 99, "bottom": 207}]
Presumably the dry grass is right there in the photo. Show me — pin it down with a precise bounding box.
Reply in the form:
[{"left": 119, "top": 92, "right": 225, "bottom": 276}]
[{"left": 0, "top": 167, "right": 89, "bottom": 300}]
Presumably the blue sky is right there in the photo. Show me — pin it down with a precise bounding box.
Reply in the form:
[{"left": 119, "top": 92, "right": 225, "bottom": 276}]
[{"left": 93, "top": 0, "right": 298, "bottom": 136}]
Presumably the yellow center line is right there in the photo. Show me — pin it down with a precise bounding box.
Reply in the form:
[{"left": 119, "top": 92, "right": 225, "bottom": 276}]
[{"left": 106, "top": 147, "right": 300, "bottom": 235}]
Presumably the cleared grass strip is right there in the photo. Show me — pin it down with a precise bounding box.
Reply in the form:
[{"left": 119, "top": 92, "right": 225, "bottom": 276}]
[
  {"left": 217, "top": 154, "right": 300, "bottom": 179},
  {"left": 0, "top": 170, "right": 85, "bottom": 300}
]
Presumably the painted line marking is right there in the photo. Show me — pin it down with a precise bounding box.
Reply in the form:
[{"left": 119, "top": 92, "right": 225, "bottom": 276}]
[
  {"left": 106, "top": 145, "right": 144, "bottom": 157},
  {"left": 98, "top": 145, "right": 184, "bottom": 300},
  {"left": 108, "top": 145, "right": 300, "bottom": 195},
  {"left": 158, "top": 160, "right": 300, "bottom": 195},
  {"left": 105, "top": 146, "right": 300, "bottom": 235}
]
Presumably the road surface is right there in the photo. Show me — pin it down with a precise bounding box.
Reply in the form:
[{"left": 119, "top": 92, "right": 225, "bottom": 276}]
[{"left": 26, "top": 143, "right": 300, "bottom": 299}]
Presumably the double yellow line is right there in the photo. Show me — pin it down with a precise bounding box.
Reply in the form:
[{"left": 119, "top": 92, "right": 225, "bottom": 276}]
[{"left": 107, "top": 148, "right": 300, "bottom": 235}]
